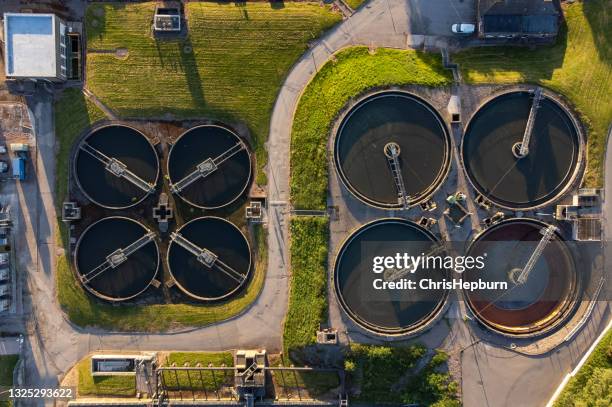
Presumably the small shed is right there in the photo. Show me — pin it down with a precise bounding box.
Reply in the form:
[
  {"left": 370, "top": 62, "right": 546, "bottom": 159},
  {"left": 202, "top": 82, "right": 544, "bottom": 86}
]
[{"left": 154, "top": 4, "right": 182, "bottom": 32}]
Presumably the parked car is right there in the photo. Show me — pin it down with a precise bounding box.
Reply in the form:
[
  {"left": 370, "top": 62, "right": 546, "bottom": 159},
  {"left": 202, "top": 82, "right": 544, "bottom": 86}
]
[
  {"left": 452, "top": 23, "right": 476, "bottom": 35},
  {"left": 0, "top": 145, "right": 7, "bottom": 154},
  {"left": 0, "top": 284, "right": 9, "bottom": 297},
  {"left": 0, "top": 161, "right": 7, "bottom": 173},
  {"left": 0, "top": 253, "right": 9, "bottom": 265}
]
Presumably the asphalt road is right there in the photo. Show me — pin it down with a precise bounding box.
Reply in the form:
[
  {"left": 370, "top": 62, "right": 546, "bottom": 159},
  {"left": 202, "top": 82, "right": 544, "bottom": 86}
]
[{"left": 461, "top": 302, "right": 609, "bottom": 407}]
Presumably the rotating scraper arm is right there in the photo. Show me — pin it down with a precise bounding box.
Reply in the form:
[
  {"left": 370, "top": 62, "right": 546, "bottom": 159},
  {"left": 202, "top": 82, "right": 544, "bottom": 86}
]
[
  {"left": 80, "top": 142, "right": 155, "bottom": 194},
  {"left": 170, "top": 141, "right": 245, "bottom": 194},
  {"left": 170, "top": 232, "right": 246, "bottom": 283},
  {"left": 80, "top": 231, "right": 156, "bottom": 284},
  {"left": 516, "top": 87, "right": 543, "bottom": 158},
  {"left": 516, "top": 225, "right": 558, "bottom": 285}
]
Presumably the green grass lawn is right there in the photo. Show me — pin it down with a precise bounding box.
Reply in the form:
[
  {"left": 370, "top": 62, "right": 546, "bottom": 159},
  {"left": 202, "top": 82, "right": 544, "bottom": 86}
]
[
  {"left": 346, "top": 344, "right": 459, "bottom": 406},
  {"left": 55, "top": 88, "right": 107, "bottom": 213},
  {"left": 554, "top": 328, "right": 612, "bottom": 407},
  {"left": 290, "top": 47, "right": 452, "bottom": 210},
  {"left": 85, "top": 1, "right": 341, "bottom": 185},
  {"left": 271, "top": 367, "right": 340, "bottom": 398},
  {"left": 283, "top": 217, "right": 329, "bottom": 357},
  {"left": 344, "top": 0, "right": 367, "bottom": 10},
  {"left": 0, "top": 355, "right": 19, "bottom": 407},
  {"left": 0, "top": 355, "right": 18, "bottom": 386},
  {"left": 161, "top": 352, "right": 233, "bottom": 391},
  {"left": 453, "top": 0, "right": 611, "bottom": 187},
  {"left": 77, "top": 358, "right": 136, "bottom": 397}
]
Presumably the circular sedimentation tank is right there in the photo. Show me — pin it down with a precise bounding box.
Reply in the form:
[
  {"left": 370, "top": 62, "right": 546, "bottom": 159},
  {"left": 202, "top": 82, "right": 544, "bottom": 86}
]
[
  {"left": 75, "top": 125, "right": 159, "bottom": 209},
  {"left": 74, "top": 217, "right": 160, "bottom": 302},
  {"left": 167, "top": 125, "right": 251, "bottom": 209},
  {"left": 464, "top": 218, "right": 579, "bottom": 337},
  {"left": 167, "top": 217, "right": 251, "bottom": 301},
  {"left": 462, "top": 90, "right": 582, "bottom": 210},
  {"left": 334, "top": 91, "right": 451, "bottom": 209},
  {"left": 333, "top": 219, "right": 449, "bottom": 335}
]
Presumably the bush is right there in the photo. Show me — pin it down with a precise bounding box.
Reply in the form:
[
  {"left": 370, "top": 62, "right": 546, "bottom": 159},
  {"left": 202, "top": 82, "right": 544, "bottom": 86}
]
[
  {"left": 283, "top": 217, "right": 330, "bottom": 357},
  {"left": 555, "top": 329, "right": 612, "bottom": 406},
  {"left": 345, "top": 345, "right": 459, "bottom": 406}
]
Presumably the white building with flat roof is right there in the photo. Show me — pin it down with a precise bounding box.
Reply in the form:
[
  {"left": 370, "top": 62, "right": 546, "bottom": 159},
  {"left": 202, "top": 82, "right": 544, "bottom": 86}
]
[{"left": 3, "top": 13, "right": 68, "bottom": 81}]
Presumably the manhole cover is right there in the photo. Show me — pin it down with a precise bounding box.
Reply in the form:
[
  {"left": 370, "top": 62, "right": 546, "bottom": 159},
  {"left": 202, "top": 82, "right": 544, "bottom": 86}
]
[{"left": 116, "top": 48, "right": 129, "bottom": 58}]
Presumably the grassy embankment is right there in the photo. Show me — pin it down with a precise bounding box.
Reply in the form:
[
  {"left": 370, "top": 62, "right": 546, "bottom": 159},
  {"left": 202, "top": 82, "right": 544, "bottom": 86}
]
[
  {"left": 0, "top": 355, "right": 19, "bottom": 407},
  {"left": 86, "top": 1, "right": 341, "bottom": 185},
  {"left": 160, "top": 352, "right": 234, "bottom": 390},
  {"left": 454, "top": 0, "right": 611, "bottom": 187},
  {"left": 280, "top": 216, "right": 339, "bottom": 395},
  {"left": 283, "top": 217, "right": 329, "bottom": 355},
  {"left": 343, "top": 0, "right": 367, "bottom": 10},
  {"left": 0, "top": 355, "right": 18, "bottom": 386},
  {"left": 77, "top": 358, "right": 136, "bottom": 397},
  {"left": 554, "top": 328, "right": 612, "bottom": 407},
  {"left": 345, "top": 344, "right": 460, "bottom": 406}
]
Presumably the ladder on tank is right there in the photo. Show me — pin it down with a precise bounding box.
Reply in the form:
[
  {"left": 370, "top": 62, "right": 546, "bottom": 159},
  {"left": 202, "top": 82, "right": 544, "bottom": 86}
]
[
  {"left": 80, "top": 142, "right": 155, "bottom": 194},
  {"left": 512, "top": 225, "right": 558, "bottom": 285},
  {"left": 513, "top": 87, "right": 543, "bottom": 158},
  {"left": 170, "top": 232, "right": 246, "bottom": 283},
  {"left": 80, "top": 231, "right": 156, "bottom": 284},
  {"left": 384, "top": 142, "right": 410, "bottom": 209},
  {"left": 170, "top": 141, "right": 246, "bottom": 194}
]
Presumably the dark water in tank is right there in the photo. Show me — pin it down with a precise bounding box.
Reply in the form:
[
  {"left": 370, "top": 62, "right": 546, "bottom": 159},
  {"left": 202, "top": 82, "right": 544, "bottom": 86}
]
[
  {"left": 168, "top": 217, "right": 250, "bottom": 300},
  {"left": 168, "top": 126, "right": 251, "bottom": 209},
  {"left": 75, "top": 126, "right": 158, "bottom": 208},
  {"left": 335, "top": 92, "right": 449, "bottom": 207},
  {"left": 76, "top": 217, "right": 158, "bottom": 300},
  {"left": 463, "top": 92, "right": 579, "bottom": 208},
  {"left": 334, "top": 220, "right": 448, "bottom": 334}
]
